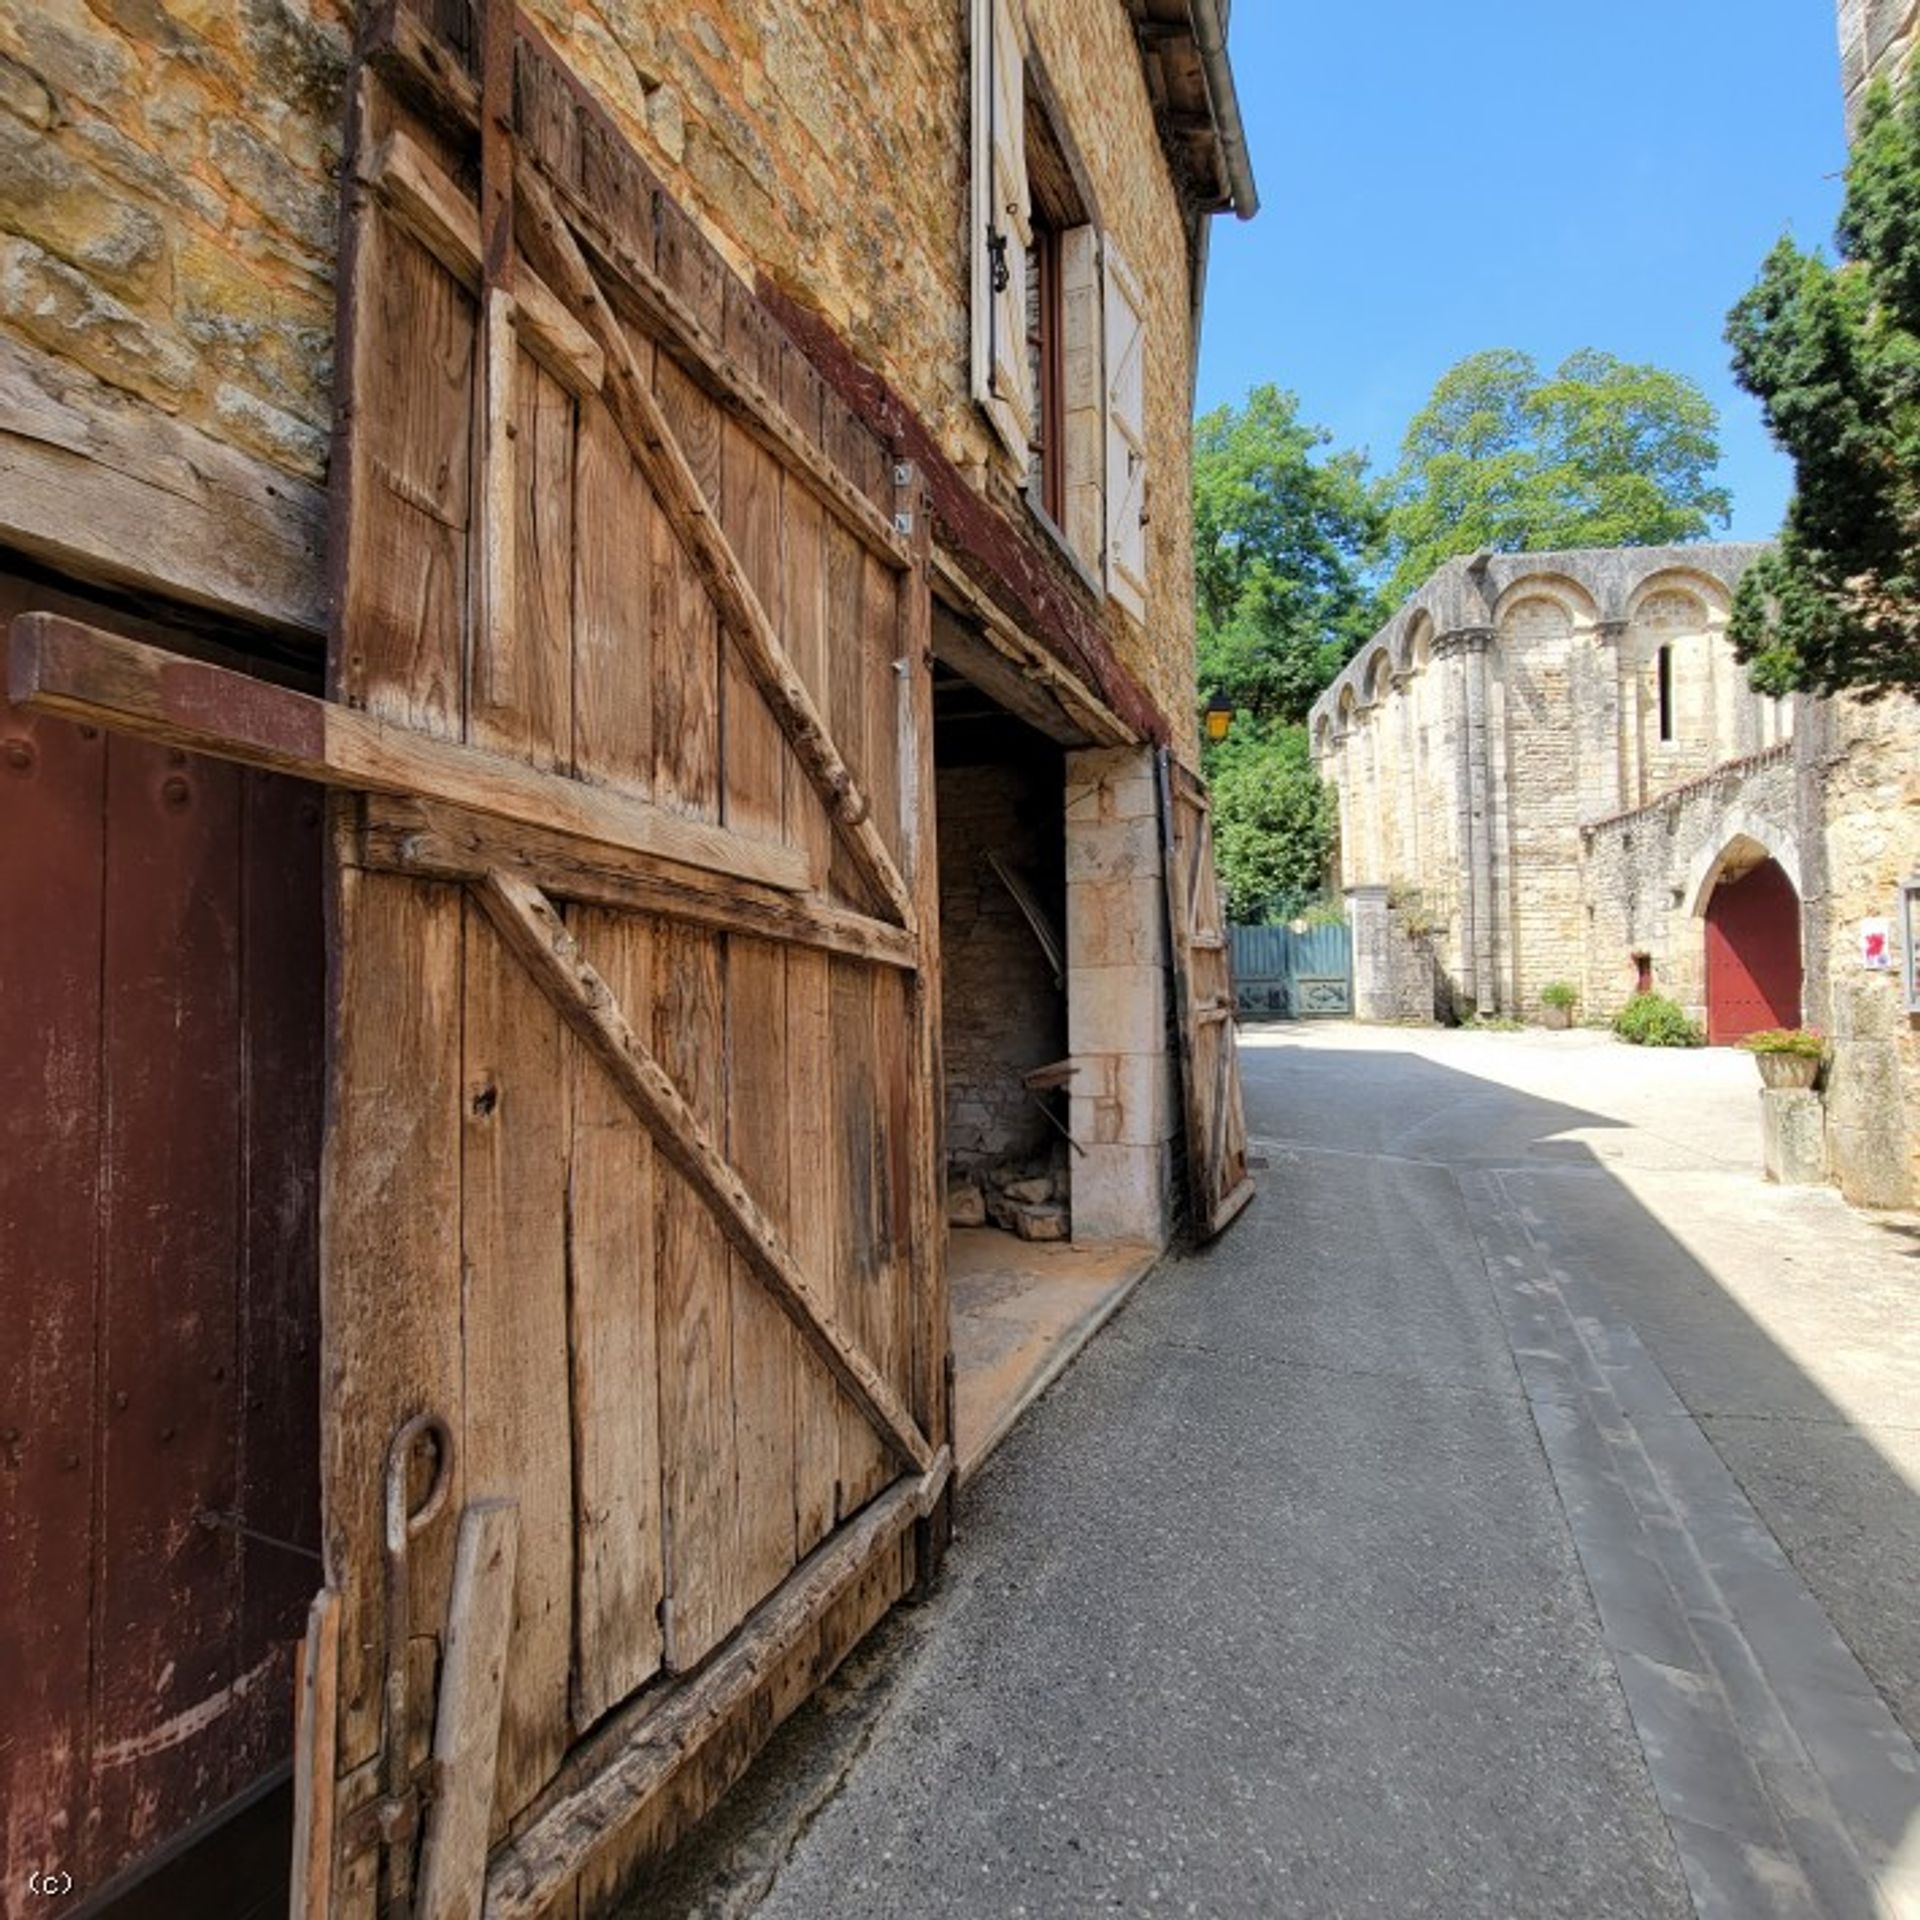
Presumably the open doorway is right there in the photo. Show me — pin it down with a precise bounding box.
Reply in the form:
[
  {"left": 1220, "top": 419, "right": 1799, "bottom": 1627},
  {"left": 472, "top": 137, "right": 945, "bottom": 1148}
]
[
  {"left": 931, "top": 600, "right": 1167, "bottom": 1477},
  {"left": 935, "top": 633, "right": 1071, "bottom": 1242}
]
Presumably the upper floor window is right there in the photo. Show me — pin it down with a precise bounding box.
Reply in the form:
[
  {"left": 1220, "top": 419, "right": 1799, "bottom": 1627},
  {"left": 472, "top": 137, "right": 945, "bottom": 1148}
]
[{"left": 970, "top": 0, "right": 1148, "bottom": 620}]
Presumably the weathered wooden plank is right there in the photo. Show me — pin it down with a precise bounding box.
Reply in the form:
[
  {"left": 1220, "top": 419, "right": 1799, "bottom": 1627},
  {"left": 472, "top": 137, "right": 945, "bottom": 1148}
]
[
  {"left": 1158, "top": 754, "right": 1254, "bottom": 1244},
  {"left": 360, "top": 127, "right": 603, "bottom": 398},
  {"left": 896, "top": 462, "right": 953, "bottom": 1578},
  {"left": 565, "top": 908, "right": 665, "bottom": 1725},
  {"left": 831, "top": 955, "right": 891, "bottom": 1514},
  {"left": 720, "top": 281, "right": 798, "bottom": 1612},
  {"left": 929, "top": 549, "right": 1137, "bottom": 749},
  {"left": 475, "top": 873, "right": 935, "bottom": 1478},
  {"left": 780, "top": 352, "right": 840, "bottom": 1552},
  {"left": 512, "top": 164, "right": 915, "bottom": 928},
  {"left": 485, "top": 1450, "right": 950, "bottom": 1920},
  {"left": 0, "top": 331, "right": 328, "bottom": 640},
  {"left": 416, "top": 1498, "right": 519, "bottom": 1920},
  {"left": 652, "top": 919, "right": 737, "bottom": 1669},
  {"left": 478, "top": 352, "right": 572, "bottom": 767},
  {"left": 571, "top": 396, "right": 652, "bottom": 790},
  {"left": 289, "top": 1589, "right": 342, "bottom": 1920},
  {"left": 322, "top": 865, "right": 466, "bottom": 1780},
  {"left": 94, "top": 734, "right": 245, "bottom": 1866},
  {"left": 357, "top": 797, "right": 919, "bottom": 969},
  {"left": 459, "top": 899, "right": 572, "bottom": 1830},
  {"left": 727, "top": 932, "right": 798, "bottom": 1607},
  {"left": 565, "top": 357, "right": 666, "bottom": 1725},
  {"left": 650, "top": 350, "right": 723, "bottom": 825},
  {"left": 785, "top": 944, "right": 839, "bottom": 1554},
  {"left": 460, "top": 276, "right": 576, "bottom": 1824},
  {"left": 0, "top": 704, "right": 104, "bottom": 1897},
  {"left": 333, "top": 170, "right": 474, "bottom": 738},
  {"left": 8, "top": 614, "right": 810, "bottom": 893}
]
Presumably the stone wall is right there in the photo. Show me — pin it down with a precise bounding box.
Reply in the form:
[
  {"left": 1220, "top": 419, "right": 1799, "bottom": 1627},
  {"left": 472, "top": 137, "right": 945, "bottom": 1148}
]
[
  {"left": 1580, "top": 744, "right": 1800, "bottom": 1026},
  {"left": 1796, "top": 695, "right": 1920, "bottom": 1208},
  {"left": 1065, "top": 745, "right": 1178, "bottom": 1245},
  {"left": 936, "top": 745, "right": 1067, "bottom": 1179},
  {"left": 0, "top": 0, "right": 350, "bottom": 486},
  {"left": 0, "top": 0, "right": 1203, "bottom": 747},
  {"left": 1841, "top": 0, "right": 1920, "bottom": 121}
]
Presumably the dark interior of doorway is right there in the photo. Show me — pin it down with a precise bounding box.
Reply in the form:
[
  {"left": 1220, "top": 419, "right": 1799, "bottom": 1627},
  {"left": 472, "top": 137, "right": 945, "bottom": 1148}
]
[{"left": 934, "top": 643, "right": 1070, "bottom": 1245}]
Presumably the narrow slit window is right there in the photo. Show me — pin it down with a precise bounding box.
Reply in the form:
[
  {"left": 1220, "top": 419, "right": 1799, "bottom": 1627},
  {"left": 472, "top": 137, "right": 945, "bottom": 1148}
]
[{"left": 1657, "top": 644, "right": 1674, "bottom": 743}]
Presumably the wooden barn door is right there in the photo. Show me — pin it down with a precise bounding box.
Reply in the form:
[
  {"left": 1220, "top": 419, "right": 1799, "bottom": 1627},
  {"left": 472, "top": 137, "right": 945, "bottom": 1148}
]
[
  {"left": 1160, "top": 754, "right": 1254, "bottom": 1240},
  {"left": 3, "top": 7, "right": 942, "bottom": 1912},
  {"left": 306, "top": 11, "right": 950, "bottom": 1911}
]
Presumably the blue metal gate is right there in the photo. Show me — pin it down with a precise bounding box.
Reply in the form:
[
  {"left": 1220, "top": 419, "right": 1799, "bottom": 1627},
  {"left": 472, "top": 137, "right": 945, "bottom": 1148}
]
[{"left": 1230, "top": 922, "right": 1353, "bottom": 1019}]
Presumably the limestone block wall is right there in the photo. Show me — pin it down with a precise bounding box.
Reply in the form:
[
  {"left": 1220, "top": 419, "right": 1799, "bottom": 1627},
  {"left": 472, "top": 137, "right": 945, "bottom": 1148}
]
[
  {"left": 1580, "top": 745, "right": 1800, "bottom": 1026},
  {"left": 0, "top": 0, "right": 350, "bottom": 486},
  {"left": 1065, "top": 745, "right": 1177, "bottom": 1246},
  {"left": 1311, "top": 545, "right": 1782, "bottom": 1020},
  {"left": 936, "top": 748, "right": 1067, "bottom": 1179},
  {"left": 0, "top": 0, "right": 1204, "bottom": 748},
  {"left": 1842, "top": 0, "right": 1920, "bottom": 120},
  {"left": 1796, "top": 695, "right": 1920, "bottom": 1208}
]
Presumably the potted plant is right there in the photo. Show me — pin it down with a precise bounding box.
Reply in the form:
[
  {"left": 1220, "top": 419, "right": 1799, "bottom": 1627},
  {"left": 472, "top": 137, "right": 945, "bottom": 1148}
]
[
  {"left": 1540, "top": 981, "right": 1578, "bottom": 1030},
  {"left": 1740, "top": 1027, "right": 1826, "bottom": 1089}
]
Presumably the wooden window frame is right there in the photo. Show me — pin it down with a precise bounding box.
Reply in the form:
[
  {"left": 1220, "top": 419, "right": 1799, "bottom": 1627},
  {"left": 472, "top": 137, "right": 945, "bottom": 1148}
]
[{"left": 1029, "top": 221, "right": 1067, "bottom": 528}]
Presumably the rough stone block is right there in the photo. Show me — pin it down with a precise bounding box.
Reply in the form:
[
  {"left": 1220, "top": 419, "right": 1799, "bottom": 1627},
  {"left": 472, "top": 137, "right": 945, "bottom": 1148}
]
[
  {"left": 1067, "top": 874, "right": 1166, "bottom": 971},
  {"left": 1003, "top": 1175, "right": 1053, "bottom": 1205},
  {"left": 946, "top": 1182, "right": 986, "bottom": 1227},
  {"left": 1071, "top": 1140, "right": 1168, "bottom": 1246},
  {"left": 1760, "top": 1089, "right": 1829, "bottom": 1187},
  {"left": 1067, "top": 962, "right": 1166, "bottom": 1057},
  {"left": 1064, "top": 815, "right": 1161, "bottom": 886},
  {"left": 1011, "top": 1201, "right": 1068, "bottom": 1242}
]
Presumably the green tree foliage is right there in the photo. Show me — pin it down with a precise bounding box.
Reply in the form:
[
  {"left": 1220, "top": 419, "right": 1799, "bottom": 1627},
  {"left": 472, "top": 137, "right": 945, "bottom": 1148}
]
[
  {"left": 1193, "top": 384, "right": 1382, "bottom": 727},
  {"left": 1724, "top": 69, "right": 1920, "bottom": 698},
  {"left": 1203, "top": 720, "right": 1334, "bottom": 925},
  {"left": 1375, "top": 349, "right": 1732, "bottom": 605}
]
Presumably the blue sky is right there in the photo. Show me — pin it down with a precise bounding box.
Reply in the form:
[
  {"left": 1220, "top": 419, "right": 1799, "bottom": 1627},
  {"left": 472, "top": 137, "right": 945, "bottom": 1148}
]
[{"left": 1196, "top": 2, "right": 1850, "bottom": 541}]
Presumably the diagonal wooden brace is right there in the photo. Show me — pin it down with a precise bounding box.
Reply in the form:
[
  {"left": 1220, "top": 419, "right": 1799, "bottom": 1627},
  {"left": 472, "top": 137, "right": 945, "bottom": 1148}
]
[
  {"left": 475, "top": 868, "right": 935, "bottom": 1474},
  {"left": 510, "top": 161, "right": 920, "bottom": 934}
]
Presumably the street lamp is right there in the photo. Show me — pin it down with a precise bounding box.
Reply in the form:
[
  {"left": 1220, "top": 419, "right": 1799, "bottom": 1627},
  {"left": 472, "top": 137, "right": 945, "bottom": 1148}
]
[{"left": 1204, "top": 690, "right": 1235, "bottom": 743}]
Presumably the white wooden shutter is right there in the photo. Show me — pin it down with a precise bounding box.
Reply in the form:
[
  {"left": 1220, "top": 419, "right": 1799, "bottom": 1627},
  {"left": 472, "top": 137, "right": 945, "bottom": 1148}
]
[
  {"left": 1103, "top": 239, "right": 1147, "bottom": 622},
  {"left": 970, "top": 0, "right": 1031, "bottom": 465}
]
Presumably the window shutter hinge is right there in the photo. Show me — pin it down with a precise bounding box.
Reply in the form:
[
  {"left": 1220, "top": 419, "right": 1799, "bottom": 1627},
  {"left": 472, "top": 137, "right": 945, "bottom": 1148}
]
[{"left": 987, "top": 227, "right": 1010, "bottom": 295}]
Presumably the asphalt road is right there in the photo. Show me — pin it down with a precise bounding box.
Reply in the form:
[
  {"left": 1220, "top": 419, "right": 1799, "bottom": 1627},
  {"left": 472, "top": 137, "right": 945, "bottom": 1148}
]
[{"left": 642, "top": 1027, "right": 1920, "bottom": 1920}]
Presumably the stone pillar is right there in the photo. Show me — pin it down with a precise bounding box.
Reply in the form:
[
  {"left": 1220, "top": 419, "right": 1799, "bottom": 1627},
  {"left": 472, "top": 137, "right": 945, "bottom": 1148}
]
[
  {"left": 1434, "top": 634, "right": 1474, "bottom": 1010},
  {"left": 1588, "top": 618, "right": 1628, "bottom": 819},
  {"left": 1394, "top": 671, "right": 1420, "bottom": 882},
  {"left": 1761, "top": 1089, "right": 1830, "bottom": 1186},
  {"left": 1347, "top": 883, "right": 1393, "bottom": 1023},
  {"left": 1064, "top": 746, "right": 1177, "bottom": 1247},
  {"left": 1458, "top": 628, "right": 1498, "bottom": 1015}
]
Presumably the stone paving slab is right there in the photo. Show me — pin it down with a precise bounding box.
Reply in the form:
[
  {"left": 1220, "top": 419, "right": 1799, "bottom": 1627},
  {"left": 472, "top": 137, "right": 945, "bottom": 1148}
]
[{"left": 1460, "top": 1162, "right": 1920, "bottom": 1919}]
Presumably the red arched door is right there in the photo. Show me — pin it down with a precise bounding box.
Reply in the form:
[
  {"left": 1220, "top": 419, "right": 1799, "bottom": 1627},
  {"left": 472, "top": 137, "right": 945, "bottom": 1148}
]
[{"left": 1705, "top": 857, "right": 1802, "bottom": 1043}]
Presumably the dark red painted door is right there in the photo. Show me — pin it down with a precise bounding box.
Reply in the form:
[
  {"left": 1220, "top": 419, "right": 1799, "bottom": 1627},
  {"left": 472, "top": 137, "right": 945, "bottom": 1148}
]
[
  {"left": 1, "top": 579, "right": 324, "bottom": 1912},
  {"left": 1705, "top": 857, "right": 1802, "bottom": 1044}
]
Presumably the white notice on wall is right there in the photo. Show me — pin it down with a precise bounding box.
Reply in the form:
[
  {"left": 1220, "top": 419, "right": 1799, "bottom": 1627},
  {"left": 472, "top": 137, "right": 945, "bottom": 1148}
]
[{"left": 1861, "top": 917, "right": 1892, "bottom": 970}]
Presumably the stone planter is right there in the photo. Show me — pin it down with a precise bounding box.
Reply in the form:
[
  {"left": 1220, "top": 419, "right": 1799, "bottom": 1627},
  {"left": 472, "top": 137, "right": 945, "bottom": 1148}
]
[
  {"left": 1540, "top": 1005, "right": 1572, "bottom": 1031},
  {"left": 1753, "top": 1051, "right": 1821, "bottom": 1091}
]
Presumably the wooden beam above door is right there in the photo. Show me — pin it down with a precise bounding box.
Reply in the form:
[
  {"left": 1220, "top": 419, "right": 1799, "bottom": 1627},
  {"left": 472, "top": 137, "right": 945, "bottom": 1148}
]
[{"left": 7, "top": 613, "right": 812, "bottom": 895}]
